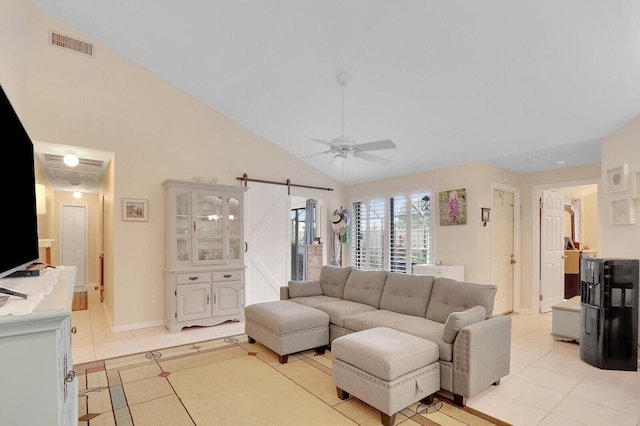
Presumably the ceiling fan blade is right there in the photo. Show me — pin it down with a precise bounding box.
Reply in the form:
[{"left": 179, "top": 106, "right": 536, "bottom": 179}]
[
  {"left": 353, "top": 151, "right": 392, "bottom": 165},
  {"left": 291, "top": 150, "right": 332, "bottom": 161},
  {"left": 354, "top": 139, "right": 396, "bottom": 152},
  {"left": 311, "top": 138, "right": 338, "bottom": 147}
]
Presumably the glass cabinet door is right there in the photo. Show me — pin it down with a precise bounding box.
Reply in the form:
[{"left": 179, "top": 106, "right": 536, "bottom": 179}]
[
  {"left": 194, "top": 192, "right": 225, "bottom": 264},
  {"left": 175, "top": 191, "right": 191, "bottom": 264},
  {"left": 228, "top": 196, "right": 242, "bottom": 262}
]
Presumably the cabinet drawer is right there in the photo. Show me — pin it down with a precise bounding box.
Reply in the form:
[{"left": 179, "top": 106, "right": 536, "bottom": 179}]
[
  {"left": 176, "top": 272, "right": 211, "bottom": 284},
  {"left": 212, "top": 271, "right": 243, "bottom": 282}
]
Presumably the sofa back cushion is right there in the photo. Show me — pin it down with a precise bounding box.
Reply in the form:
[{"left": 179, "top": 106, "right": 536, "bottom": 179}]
[
  {"left": 442, "top": 305, "right": 487, "bottom": 343},
  {"left": 343, "top": 269, "right": 388, "bottom": 308},
  {"left": 288, "top": 280, "right": 323, "bottom": 298},
  {"left": 380, "top": 272, "right": 434, "bottom": 316},
  {"left": 319, "top": 266, "right": 352, "bottom": 298},
  {"left": 425, "top": 278, "right": 497, "bottom": 323}
]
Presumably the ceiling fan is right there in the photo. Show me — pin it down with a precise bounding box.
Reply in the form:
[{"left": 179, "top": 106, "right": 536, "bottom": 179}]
[{"left": 304, "top": 72, "right": 396, "bottom": 165}]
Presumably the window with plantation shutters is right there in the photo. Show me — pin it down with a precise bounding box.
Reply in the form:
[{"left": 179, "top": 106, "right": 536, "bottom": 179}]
[
  {"left": 352, "top": 193, "right": 431, "bottom": 273},
  {"left": 351, "top": 199, "right": 385, "bottom": 271}
]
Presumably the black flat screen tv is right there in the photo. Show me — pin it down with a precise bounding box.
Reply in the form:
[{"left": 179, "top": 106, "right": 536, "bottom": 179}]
[{"left": 0, "top": 84, "right": 40, "bottom": 279}]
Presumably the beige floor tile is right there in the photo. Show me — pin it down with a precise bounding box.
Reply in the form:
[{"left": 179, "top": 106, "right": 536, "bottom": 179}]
[
  {"left": 334, "top": 396, "right": 408, "bottom": 425},
  {"left": 87, "top": 388, "right": 114, "bottom": 415},
  {"left": 158, "top": 345, "right": 247, "bottom": 372},
  {"left": 129, "top": 394, "right": 194, "bottom": 426},
  {"left": 276, "top": 358, "right": 341, "bottom": 406},
  {"left": 169, "top": 355, "right": 356, "bottom": 425},
  {"left": 118, "top": 362, "right": 163, "bottom": 384},
  {"left": 123, "top": 376, "right": 176, "bottom": 406},
  {"left": 551, "top": 395, "right": 639, "bottom": 426}
]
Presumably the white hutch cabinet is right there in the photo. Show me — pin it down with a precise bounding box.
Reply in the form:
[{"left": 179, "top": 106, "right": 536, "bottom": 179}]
[
  {"left": 0, "top": 266, "right": 77, "bottom": 425},
  {"left": 162, "top": 179, "right": 246, "bottom": 333}
]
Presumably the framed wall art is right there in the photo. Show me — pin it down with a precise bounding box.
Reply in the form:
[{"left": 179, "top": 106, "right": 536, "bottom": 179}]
[
  {"left": 123, "top": 198, "right": 148, "bottom": 221},
  {"left": 439, "top": 188, "right": 467, "bottom": 225},
  {"left": 605, "top": 163, "right": 629, "bottom": 193},
  {"left": 610, "top": 198, "right": 635, "bottom": 225}
]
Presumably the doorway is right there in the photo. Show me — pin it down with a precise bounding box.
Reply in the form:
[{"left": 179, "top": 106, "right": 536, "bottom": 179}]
[
  {"left": 61, "top": 204, "right": 88, "bottom": 289},
  {"left": 532, "top": 181, "right": 599, "bottom": 313}
]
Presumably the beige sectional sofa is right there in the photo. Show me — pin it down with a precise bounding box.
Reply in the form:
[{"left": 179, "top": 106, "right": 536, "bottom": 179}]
[{"left": 279, "top": 265, "right": 511, "bottom": 406}]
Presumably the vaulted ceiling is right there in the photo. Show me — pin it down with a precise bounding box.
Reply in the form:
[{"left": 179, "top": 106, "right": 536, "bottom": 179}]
[{"left": 29, "top": 1, "right": 640, "bottom": 185}]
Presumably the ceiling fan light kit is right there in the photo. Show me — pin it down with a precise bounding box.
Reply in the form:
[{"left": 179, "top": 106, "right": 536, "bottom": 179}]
[{"left": 305, "top": 72, "right": 396, "bottom": 165}]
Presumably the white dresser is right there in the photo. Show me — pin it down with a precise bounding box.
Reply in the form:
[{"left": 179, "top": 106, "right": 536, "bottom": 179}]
[
  {"left": 413, "top": 264, "right": 465, "bottom": 281},
  {"left": 0, "top": 266, "right": 77, "bottom": 425}
]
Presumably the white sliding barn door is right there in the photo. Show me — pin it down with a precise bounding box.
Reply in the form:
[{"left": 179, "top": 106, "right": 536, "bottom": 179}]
[
  {"left": 245, "top": 183, "right": 291, "bottom": 306},
  {"left": 540, "top": 190, "right": 564, "bottom": 312}
]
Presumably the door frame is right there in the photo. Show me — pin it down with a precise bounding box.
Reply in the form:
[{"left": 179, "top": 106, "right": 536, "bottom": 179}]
[
  {"left": 491, "top": 183, "right": 521, "bottom": 313},
  {"left": 60, "top": 203, "right": 89, "bottom": 289},
  {"left": 531, "top": 178, "right": 599, "bottom": 312}
]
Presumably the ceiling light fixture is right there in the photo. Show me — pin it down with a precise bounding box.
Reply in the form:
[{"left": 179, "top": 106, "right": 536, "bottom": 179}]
[{"left": 63, "top": 151, "right": 79, "bottom": 167}]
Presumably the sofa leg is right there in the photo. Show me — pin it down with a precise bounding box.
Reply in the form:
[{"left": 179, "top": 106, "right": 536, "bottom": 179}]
[
  {"left": 248, "top": 336, "right": 256, "bottom": 344},
  {"left": 336, "top": 387, "right": 349, "bottom": 400},
  {"left": 493, "top": 379, "right": 501, "bottom": 386},
  {"left": 381, "top": 412, "right": 396, "bottom": 426},
  {"left": 278, "top": 354, "right": 288, "bottom": 364},
  {"left": 421, "top": 393, "right": 435, "bottom": 405},
  {"left": 453, "top": 394, "right": 465, "bottom": 407},
  {"left": 315, "top": 346, "right": 326, "bottom": 355}
]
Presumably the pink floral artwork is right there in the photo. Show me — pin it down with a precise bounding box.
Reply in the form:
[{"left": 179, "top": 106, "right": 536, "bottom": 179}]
[{"left": 439, "top": 189, "right": 467, "bottom": 225}]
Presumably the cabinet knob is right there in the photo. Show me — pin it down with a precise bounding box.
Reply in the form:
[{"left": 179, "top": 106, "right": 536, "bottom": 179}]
[
  {"left": 224, "top": 274, "right": 232, "bottom": 278},
  {"left": 189, "top": 276, "right": 199, "bottom": 281},
  {"left": 65, "top": 370, "right": 76, "bottom": 383},
  {"left": 71, "top": 326, "right": 77, "bottom": 334}
]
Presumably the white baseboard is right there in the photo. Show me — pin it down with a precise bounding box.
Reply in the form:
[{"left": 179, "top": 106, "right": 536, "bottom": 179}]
[{"left": 112, "top": 319, "right": 165, "bottom": 333}]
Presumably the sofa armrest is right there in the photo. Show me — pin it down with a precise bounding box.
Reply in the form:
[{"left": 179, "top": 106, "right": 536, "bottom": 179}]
[
  {"left": 452, "top": 315, "right": 511, "bottom": 400},
  {"left": 280, "top": 286, "right": 290, "bottom": 300}
]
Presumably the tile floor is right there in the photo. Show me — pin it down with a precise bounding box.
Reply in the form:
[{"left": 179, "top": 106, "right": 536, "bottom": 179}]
[{"left": 71, "top": 289, "right": 640, "bottom": 426}]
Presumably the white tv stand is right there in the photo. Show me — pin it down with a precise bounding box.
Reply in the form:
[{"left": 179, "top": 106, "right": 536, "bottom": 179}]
[{"left": 0, "top": 266, "right": 77, "bottom": 425}]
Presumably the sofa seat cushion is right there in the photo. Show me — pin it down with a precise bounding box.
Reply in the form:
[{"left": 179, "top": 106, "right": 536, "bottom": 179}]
[
  {"left": 344, "top": 310, "right": 453, "bottom": 361},
  {"left": 289, "top": 295, "right": 342, "bottom": 307},
  {"left": 379, "top": 272, "right": 434, "bottom": 316},
  {"left": 311, "top": 300, "right": 378, "bottom": 328},
  {"left": 425, "top": 278, "right": 497, "bottom": 323}
]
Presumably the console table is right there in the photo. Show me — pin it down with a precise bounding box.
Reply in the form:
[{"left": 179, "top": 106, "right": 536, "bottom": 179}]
[{"left": 0, "top": 266, "right": 77, "bottom": 425}]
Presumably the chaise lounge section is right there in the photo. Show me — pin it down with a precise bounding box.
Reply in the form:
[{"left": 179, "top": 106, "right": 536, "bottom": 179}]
[{"left": 249, "top": 265, "right": 511, "bottom": 407}]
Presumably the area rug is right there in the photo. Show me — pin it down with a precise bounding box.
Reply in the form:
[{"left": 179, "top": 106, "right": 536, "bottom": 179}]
[
  {"left": 72, "top": 290, "right": 88, "bottom": 311},
  {"left": 75, "top": 335, "right": 511, "bottom": 425}
]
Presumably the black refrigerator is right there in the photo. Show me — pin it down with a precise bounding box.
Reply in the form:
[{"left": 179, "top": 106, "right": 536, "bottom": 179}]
[{"left": 580, "top": 258, "right": 638, "bottom": 371}]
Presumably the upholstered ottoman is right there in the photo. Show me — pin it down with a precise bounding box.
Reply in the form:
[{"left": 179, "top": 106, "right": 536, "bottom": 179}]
[
  {"left": 332, "top": 327, "right": 440, "bottom": 426},
  {"left": 245, "top": 300, "right": 329, "bottom": 363}
]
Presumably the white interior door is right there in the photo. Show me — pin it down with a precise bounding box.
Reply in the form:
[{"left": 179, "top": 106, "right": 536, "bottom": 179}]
[
  {"left": 61, "top": 204, "right": 87, "bottom": 288},
  {"left": 540, "top": 190, "right": 564, "bottom": 312},
  {"left": 492, "top": 189, "right": 515, "bottom": 314},
  {"left": 245, "top": 183, "right": 291, "bottom": 305}
]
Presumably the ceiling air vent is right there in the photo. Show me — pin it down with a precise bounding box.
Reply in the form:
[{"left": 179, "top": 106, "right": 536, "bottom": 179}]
[
  {"left": 49, "top": 31, "right": 94, "bottom": 57},
  {"left": 43, "top": 153, "right": 103, "bottom": 168}
]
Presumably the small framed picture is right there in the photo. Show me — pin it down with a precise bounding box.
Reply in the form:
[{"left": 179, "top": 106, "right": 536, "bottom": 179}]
[
  {"left": 123, "top": 198, "right": 148, "bottom": 221},
  {"left": 605, "top": 164, "right": 629, "bottom": 193},
  {"left": 610, "top": 198, "right": 635, "bottom": 225}
]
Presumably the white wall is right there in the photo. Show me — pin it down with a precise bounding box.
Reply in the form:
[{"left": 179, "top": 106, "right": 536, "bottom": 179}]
[
  {"left": 348, "top": 161, "right": 521, "bottom": 285},
  {"left": 599, "top": 115, "right": 640, "bottom": 347},
  {"left": 4, "top": 2, "right": 347, "bottom": 330}
]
